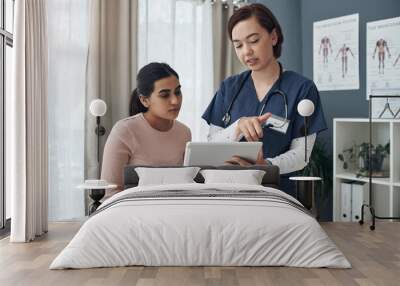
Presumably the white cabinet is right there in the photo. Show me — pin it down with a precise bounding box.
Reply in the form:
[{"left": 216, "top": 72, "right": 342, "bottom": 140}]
[{"left": 333, "top": 118, "right": 400, "bottom": 221}]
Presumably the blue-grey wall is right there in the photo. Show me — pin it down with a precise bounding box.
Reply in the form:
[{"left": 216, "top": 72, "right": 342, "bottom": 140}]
[
  {"left": 302, "top": 0, "right": 400, "bottom": 220},
  {"left": 252, "top": 0, "right": 400, "bottom": 220},
  {"left": 252, "top": 0, "right": 302, "bottom": 73},
  {"left": 255, "top": 0, "right": 400, "bottom": 150},
  {"left": 301, "top": 0, "right": 400, "bottom": 151}
]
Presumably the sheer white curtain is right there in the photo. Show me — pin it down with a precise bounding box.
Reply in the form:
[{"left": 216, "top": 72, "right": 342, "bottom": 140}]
[
  {"left": 9, "top": 0, "right": 49, "bottom": 242},
  {"left": 47, "top": 0, "right": 89, "bottom": 220},
  {"left": 138, "top": 0, "right": 214, "bottom": 141}
]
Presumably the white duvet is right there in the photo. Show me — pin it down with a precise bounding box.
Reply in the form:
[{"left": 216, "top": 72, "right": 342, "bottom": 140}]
[{"left": 50, "top": 183, "right": 351, "bottom": 269}]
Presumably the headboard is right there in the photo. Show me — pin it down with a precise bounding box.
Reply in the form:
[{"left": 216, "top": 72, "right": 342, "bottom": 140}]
[{"left": 123, "top": 165, "right": 280, "bottom": 190}]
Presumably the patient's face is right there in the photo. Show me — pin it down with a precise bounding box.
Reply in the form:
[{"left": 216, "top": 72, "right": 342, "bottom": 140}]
[{"left": 142, "top": 75, "right": 182, "bottom": 121}]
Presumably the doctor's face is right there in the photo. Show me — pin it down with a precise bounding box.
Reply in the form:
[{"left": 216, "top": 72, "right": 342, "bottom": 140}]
[
  {"left": 140, "top": 76, "right": 182, "bottom": 121},
  {"left": 231, "top": 16, "right": 278, "bottom": 72}
]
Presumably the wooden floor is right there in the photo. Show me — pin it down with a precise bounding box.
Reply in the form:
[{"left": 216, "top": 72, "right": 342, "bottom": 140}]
[{"left": 0, "top": 222, "right": 399, "bottom": 286}]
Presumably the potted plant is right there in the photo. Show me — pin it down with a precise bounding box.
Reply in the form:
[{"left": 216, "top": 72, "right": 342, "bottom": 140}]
[
  {"left": 338, "top": 142, "right": 390, "bottom": 177},
  {"left": 337, "top": 143, "right": 358, "bottom": 170},
  {"left": 357, "top": 142, "right": 390, "bottom": 176}
]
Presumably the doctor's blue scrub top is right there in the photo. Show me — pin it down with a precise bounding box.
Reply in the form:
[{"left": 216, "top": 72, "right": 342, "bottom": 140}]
[{"left": 202, "top": 69, "right": 327, "bottom": 197}]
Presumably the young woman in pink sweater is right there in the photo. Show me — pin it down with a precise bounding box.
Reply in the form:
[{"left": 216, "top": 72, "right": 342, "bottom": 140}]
[{"left": 101, "top": 63, "right": 191, "bottom": 194}]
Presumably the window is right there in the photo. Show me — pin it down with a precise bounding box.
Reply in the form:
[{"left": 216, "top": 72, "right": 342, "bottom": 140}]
[
  {"left": 0, "top": 0, "right": 14, "bottom": 234},
  {"left": 47, "top": 0, "right": 88, "bottom": 220},
  {"left": 138, "top": 0, "right": 214, "bottom": 141}
]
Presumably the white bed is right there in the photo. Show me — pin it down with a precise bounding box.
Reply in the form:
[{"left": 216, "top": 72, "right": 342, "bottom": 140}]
[{"left": 50, "top": 183, "right": 351, "bottom": 269}]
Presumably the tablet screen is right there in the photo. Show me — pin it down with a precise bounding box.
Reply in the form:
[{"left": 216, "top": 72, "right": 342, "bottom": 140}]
[{"left": 183, "top": 142, "right": 262, "bottom": 166}]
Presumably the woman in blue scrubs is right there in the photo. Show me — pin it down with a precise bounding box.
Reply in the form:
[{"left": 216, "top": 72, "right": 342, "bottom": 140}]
[{"left": 202, "top": 3, "right": 327, "bottom": 197}]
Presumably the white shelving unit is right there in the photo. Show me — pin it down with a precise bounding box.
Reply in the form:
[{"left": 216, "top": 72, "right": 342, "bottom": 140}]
[{"left": 333, "top": 118, "right": 400, "bottom": 221}]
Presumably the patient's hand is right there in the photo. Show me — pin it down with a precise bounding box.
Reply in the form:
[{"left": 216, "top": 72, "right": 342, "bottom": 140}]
[{"left": 225, "top": 150, "right": 267, "bottom": 166}]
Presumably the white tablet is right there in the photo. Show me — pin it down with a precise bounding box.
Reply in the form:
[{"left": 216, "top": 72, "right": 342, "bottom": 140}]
[{"left": 183, "top": 142, "right": 263, "bottom": 166}]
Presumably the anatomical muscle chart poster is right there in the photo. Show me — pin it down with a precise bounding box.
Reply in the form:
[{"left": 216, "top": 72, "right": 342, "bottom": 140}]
[
  {"left": 313, "top": 14, "right": 359, "bottom": 91},
  {"left": 367, "top": 17, "right": 400, "bottom": 118}
]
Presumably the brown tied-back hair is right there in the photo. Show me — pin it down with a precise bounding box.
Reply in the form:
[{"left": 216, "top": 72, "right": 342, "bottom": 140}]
[
  {"left": 129, "top": 62, "right": 179, "bottom": 116},
  {"left": 227, "top": 3, "right": 284, "bottom": 59}
]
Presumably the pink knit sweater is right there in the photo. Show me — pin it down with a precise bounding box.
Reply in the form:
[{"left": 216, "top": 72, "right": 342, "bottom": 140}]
[{"left": 101, "top": 113, "right": 191, "bottom": 192}]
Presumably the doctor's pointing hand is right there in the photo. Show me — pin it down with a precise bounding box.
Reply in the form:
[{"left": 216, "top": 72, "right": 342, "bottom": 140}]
[{"left": 235, "top": 113, "right": 272, "bottom": 142}]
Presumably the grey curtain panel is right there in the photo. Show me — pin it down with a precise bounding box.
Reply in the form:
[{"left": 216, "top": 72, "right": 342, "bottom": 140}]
[
  {"left": 9, "top": 0, "right": 49, "bottom": 242},
  {"left": 85, "top": 0, "right": 138, "bottom": 182},
  {"left": 212, "top": 0, "right": 238, "bottom": 91}
]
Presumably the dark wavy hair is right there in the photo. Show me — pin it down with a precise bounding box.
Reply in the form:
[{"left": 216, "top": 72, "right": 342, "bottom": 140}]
[
  {"left": 227, "top": 3, "right": 284, "bottom": 59},
  {"left": 129, "top": 62, "right": 179, "bottom": 116}
]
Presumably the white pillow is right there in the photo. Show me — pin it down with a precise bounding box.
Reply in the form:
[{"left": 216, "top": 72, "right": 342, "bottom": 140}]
[
  {"left": 200, "top": 169, "right": 266, "bottom": 185},
  {"left": 135, "top": 167, "right": 200, "bottom": 186}
]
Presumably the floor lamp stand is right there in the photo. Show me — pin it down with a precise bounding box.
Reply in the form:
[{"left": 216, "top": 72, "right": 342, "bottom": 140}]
[{"left": 95, "top": 116, "right": 106, "bottom": 178}]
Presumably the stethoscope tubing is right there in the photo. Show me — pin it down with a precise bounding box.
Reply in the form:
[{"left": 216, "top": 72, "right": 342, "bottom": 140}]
[{"left": 222, "top": 63, "right": 288, "bottom": 128}]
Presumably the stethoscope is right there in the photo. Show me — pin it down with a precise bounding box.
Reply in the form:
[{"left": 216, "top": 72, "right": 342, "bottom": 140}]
[{"left": 222, "top": 62, "right": 288, "bottom": 129}]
